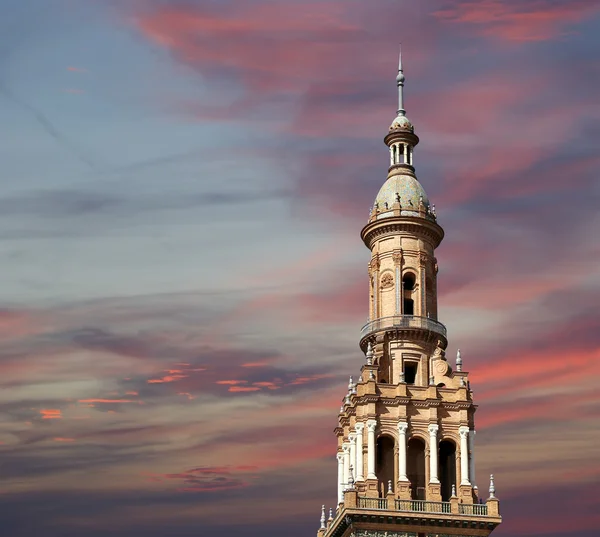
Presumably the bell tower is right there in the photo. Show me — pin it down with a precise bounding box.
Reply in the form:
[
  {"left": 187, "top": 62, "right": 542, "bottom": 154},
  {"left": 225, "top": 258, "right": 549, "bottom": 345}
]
[{"left": 317, "top": 48, "right": 502, "bottom": 537}]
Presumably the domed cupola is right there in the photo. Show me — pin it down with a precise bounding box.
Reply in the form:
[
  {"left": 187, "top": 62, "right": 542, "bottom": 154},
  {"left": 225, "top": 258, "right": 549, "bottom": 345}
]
[{"left": 367, "top": 46, "right": 437, "bottom": 224}]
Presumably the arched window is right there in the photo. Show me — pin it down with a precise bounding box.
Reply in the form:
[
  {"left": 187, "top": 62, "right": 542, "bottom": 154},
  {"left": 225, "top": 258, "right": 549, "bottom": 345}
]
[
  {"left": 376, "top": 435, "right": 395, "bottom": 497},
  {"left": 439, "top": 440, "right": 457, "bottom": 501},
  {"left": 407, "top": 437, "right": 426, "bottom": 500},
  {"left": 403, "top": 273, "right": 415, "bottom": 315}
]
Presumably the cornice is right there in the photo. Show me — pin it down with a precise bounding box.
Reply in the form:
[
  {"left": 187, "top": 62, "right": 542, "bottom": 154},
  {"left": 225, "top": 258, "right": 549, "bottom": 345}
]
[{"left": 361, "top": 217, "right": 444, "bottom": 250}]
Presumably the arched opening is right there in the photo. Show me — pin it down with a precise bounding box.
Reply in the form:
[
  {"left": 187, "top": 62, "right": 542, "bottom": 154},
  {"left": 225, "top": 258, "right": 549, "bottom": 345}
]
[
  {"left": 407, "top": 147, "right": 412, "bottom": 165},
  {"left": 376, "top": 435, "right": 395, "bottom": 497},
  {"left": 439, "top": 440, "right": 456, "bottom": 501},
  {"left": 392, "top": 145, "right": 397, "bottom": 164},
  {"left": 407, "top": 437, "right": 426, "bottom": 500},
  {"left": 403, "top": 273, "right": 415, "bottom": 316}
]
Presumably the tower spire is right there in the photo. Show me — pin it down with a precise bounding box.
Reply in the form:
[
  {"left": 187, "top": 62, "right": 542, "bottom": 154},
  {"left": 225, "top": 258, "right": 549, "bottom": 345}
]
[{"left": 396, "top": 44, "right": 406, "bottom": 117}]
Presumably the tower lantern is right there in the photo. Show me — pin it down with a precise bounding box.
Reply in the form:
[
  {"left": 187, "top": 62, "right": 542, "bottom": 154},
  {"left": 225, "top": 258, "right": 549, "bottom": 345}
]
[{"left": 317, "top": 49, "right": 502, "bottom": 537}]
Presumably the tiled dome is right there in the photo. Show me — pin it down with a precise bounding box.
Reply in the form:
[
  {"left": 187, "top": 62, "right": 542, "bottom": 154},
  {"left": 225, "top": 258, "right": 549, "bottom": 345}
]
[
  {"left": 389, "top": 115, "right": 413, "bottom": 132},
  {"left": 373, "top": 174, "right": 430, "bottom": 219}
]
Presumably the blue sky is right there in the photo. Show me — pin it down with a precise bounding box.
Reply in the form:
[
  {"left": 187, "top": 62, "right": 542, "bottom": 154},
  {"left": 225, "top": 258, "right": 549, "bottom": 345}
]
[{"left": 0, "top": 1, "right": 599, "bottom": 536}]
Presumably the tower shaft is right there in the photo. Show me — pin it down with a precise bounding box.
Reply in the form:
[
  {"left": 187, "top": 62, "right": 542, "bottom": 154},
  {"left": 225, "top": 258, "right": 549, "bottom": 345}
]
[{"left": 318, "top": 51, "right": 501, "bottom": 537}]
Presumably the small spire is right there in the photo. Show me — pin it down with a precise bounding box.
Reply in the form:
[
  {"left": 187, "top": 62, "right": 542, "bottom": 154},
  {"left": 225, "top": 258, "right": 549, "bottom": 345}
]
[
  {"left": 348, "top": 376, "right": 353, "bottom": 392},
  {"left": 320, "top": 505, "right": 326, "bottom": 529},
  {"left": 366, "top": 342, "right": 373, "bottom": 365},
  {"left": 396, "top": 44, "right": 406, "bottom": 116},
  {"left": 451, "top": 483, "right": 457, "bottom": 497},
  {"left": 388, "top": 480, "right": 393, "bottom": 493},
  {"left": 348, "top": 466, "right": 355, "bottom": 489},
  {"left": 489, "top": 474, "right": 496, "bottom": 498},
  {"left": 456, "top": 348, "right": 463, "bottom": 372},
  {"left": 328, "top": 507, "right": 333, "bottom": 521}
]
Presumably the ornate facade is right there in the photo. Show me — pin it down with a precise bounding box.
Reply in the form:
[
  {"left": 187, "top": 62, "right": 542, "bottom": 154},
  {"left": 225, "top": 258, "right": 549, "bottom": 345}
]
[{"left": 316, "top": 50, "right": 502, "bottom": 537}]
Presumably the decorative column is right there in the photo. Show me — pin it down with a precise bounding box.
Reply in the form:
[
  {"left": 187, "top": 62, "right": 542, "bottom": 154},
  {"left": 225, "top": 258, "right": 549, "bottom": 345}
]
[
  {"left": 393, "top": 250, "right": 403, "bottom": 315},
  {"left": 371, "top": 256, "right": 380, "bottom": 319},
  {"left": 366, "top": 420, "right": 377, "bottom": 479},
  {"left": 355, "top": 423, "right": 364, "bottom": 481},
  {"left": 336, "top": 452, "right": 345, "bottom": 504},
  {"left": 469, "top": 429, "right": 476, "bottom": 489},
  {"left": 428, "top": 424, "right": 439, "bottom": 483},
  {"left": 397, "top": 422, "right": 408, "bottom": 481},
  {"left": 348, "top": 432, "right": 356, "bottom": 484},
  {"left": 459, "top": 426, "right": 471, "bottom": 485},
  {"left": 418, "top": 253, "right": 427, "bottom": 317},
  {"left": 343, "top": 443, "right": 351, "bottom": 488}
]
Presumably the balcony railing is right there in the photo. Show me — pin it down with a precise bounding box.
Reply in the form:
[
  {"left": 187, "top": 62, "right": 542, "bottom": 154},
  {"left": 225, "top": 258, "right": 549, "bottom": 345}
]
[
  {"left": 360, "top": 315, "right": 447, "bottom": 339},
  {"left": 357, "top": 497, "right": 388, "bottom": 510},
  {"left": 459, "top": 503, "right": 488, "bottom": 516},
  {"left": 395, "top": 500, "right": 451, "bottom": 513},
  {"left": 355, "top": 497, "right": 490, "bottom": 517}
]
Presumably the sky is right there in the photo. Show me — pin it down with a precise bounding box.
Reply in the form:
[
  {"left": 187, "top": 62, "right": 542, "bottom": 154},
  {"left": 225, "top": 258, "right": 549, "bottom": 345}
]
[{"left": 0, "top": 0, "right": 599, "bottom": 535}]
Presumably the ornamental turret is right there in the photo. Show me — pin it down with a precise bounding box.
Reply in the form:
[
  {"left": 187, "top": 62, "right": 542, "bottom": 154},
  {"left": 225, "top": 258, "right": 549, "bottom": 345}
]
[{"left": 317, "top": 48, "right": 502, "bottom": 537}]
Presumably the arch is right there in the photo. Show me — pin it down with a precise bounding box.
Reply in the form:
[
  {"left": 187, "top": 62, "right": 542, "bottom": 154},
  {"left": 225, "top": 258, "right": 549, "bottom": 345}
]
[
  {"left": 407, "top": 437, "right": 426, "bottom": 500},
  {"left": 402, "top": 272, "right": 416, "bottom": 316},
  {"left": 439, "top": 439, "right": 457, "bottom": 501},
  {"left": 376, "top": 434, "right": 395, "bottom": 497}
]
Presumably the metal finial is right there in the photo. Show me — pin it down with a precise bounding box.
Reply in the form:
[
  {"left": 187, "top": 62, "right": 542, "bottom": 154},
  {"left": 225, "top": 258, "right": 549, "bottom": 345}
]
[
  {"left": 328, "top": 507, "right": 333, "bottom": 521},
  {"left": 320, "top": 505, "right": 326, "bottom": 529},
  {"left": 489, "top": 474, "right": 496, "bottom": 498},
  {"left": 451, "top": 483, "right": 456, "bottom": 497},
  {"left": 396, "top": 44, "right": 405, "bottom": 116},
  {"left": 456, "top": 348, "right": 463, "bottom": 372},
  {"left": 388, "top": 480, "right": 393, "bottom": 493}
]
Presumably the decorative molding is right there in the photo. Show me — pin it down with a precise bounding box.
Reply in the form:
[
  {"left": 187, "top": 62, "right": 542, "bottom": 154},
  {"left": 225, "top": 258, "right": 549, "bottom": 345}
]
[{"left": 380, "top": 272, "right": 394, "bottom": 289}]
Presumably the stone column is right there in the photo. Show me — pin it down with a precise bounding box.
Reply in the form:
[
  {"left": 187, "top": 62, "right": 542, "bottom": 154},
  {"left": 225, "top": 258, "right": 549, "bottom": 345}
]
[
  {"left": 469, "top": 429, "right": 476, "bottom": 489},
  {"left": 343, "top": 443, "right": 351, "bottom": 488},
  {"left": 348, "top": 432, "right": 356, "bottom": 483},
  {"left": 355, "top": 423, "right": 364, "bottom": 481},
  {"left": 428, "top": 424, "right": 439, "bottom": 483},
  {"left": 393, "top": 250, "right": 402, "bottom": 316},
  {"left": 459, "top": 426, "right": 471, "bottom": 485},
  {"left": 367, "top": 420, "right": 377, "bottom": 479},
  {"left": 371, "top": 256, "right": 380, "bottom": 319},
  {"left": 336, "top": 452, "right": 345, "bottom": 504},
  {"left": 397, "top": 422, "right": 409, "bottom": 481},
  {"left": 419, "top": 253, "right": 427, "bottom": 317}
]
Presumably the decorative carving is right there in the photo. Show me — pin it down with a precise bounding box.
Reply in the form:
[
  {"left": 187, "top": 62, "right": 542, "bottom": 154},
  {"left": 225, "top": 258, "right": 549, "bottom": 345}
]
[
  {"left": 392, "top": 249, "right": 403, "bottom": 265},
  {"left": 428, "top": 423, "right": 439, "bottom": 436},
  {"left": 380, "top": 272, "right": 394, "bottom": 289},
  {"left": 418, "top": 252, "right": 428, "bottom": 267},
  {"left": 431, "top": 339, "right": 446, "bottom": 360},
  {"left": 370, "top": 255, "right": 380, "bottom": 272},
  {"left": 397, "top": 422, "right": 408, "bottom": 434},
  {"left": 435, "top": 360, "right": 449, "bottom": 376}
]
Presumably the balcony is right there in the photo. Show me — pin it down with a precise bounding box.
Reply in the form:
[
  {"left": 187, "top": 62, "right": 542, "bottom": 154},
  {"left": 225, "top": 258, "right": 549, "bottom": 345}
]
[
  {"left": 360, "top": 315, "right": 447, "bottom": 340},
  {"left": 356, "top": 497, "right": 486, "bottom": 516},
  {"left": 322, "top": 494, "right": 500, "bottom": 537}
]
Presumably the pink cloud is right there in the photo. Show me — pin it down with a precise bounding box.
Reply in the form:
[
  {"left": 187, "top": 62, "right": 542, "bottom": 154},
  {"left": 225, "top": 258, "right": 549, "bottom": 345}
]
[
  {"left": 40, "top": 409, "right": 62, "bottom": 419},
  {"left": 434, "top": 0, "right": 600, "bottom": 42}
]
